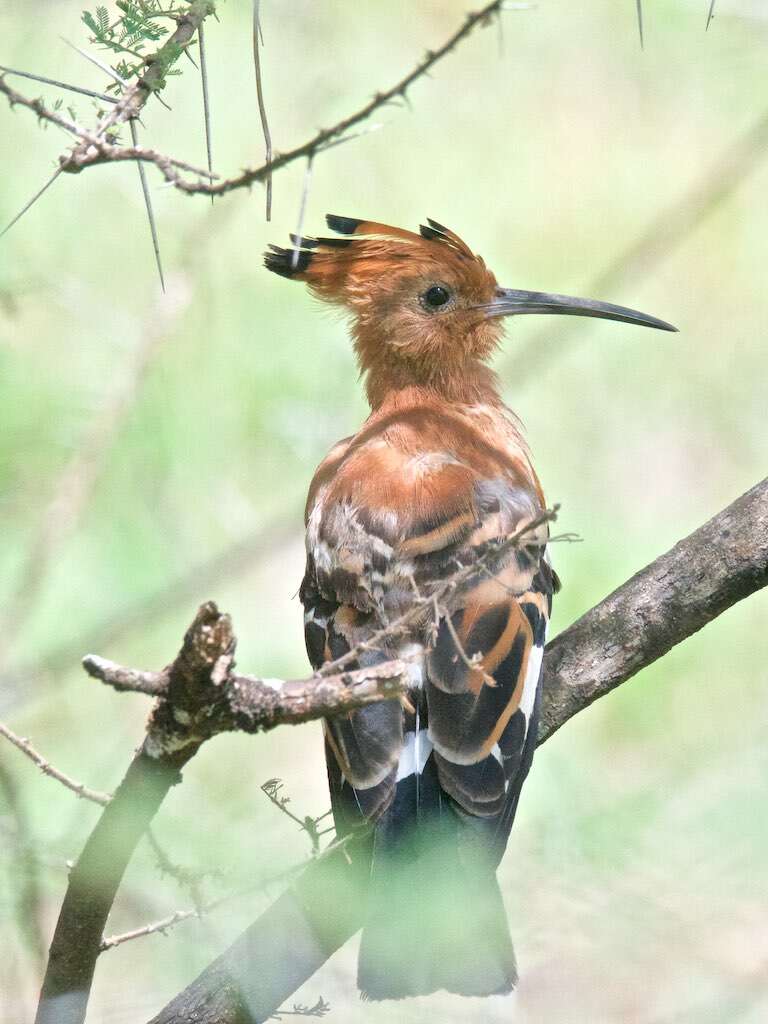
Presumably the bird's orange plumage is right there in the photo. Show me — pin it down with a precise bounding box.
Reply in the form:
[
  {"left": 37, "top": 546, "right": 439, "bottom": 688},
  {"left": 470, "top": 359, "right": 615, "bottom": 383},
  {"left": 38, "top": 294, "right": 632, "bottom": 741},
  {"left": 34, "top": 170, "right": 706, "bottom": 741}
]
[{"left": 264, "top": 214, "right": 673, "bottom": 1000}]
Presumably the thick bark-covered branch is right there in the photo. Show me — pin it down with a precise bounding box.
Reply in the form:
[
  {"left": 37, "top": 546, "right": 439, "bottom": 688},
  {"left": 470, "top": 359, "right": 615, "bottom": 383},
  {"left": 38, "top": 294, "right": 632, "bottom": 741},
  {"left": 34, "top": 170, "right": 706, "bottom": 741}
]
[
  {"left": 148, "top": 477, "right": 768, "bottom": 1024},
  {"left": 538, "top": 476, "right": 768, "bottom": 740}
]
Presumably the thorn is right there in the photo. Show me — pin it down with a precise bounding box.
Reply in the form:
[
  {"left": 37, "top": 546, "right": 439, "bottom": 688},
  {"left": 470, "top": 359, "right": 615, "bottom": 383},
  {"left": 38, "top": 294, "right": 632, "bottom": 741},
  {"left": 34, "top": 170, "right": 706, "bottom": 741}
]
[
  {"left": 0, "top": 64, "right": 117, "bottom": 104},
  {"left": 198, "top": 21, "right": 214, "bottom": 204},
  {"left": 291, "top": 154, "right": 314, "bottom": 270},
  {"left": 155, "top": 92, "right": 172, "bottom": 112},
  {"left": 635, "top": 0, "right": 644, "bottom": 50},
  {"left": 60, "top": 37, "right": 127, "bottom": 88},
  {"left": 130, "top": 119, "right": 165, "bottom": 292},
  {"left": 0, "top": 166, "right": 63, "bottom": 240},
  {"left": 706, "top": 0, "right": 716, "bottom": 31},
  {"left": 253, "top": 0, "right": 273, "bottom": 220}
]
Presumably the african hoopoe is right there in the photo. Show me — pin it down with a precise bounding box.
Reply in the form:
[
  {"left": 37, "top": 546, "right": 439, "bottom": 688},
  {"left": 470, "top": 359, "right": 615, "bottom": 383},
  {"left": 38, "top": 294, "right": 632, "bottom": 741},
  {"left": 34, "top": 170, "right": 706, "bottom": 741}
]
[{"left": 264, "top": 216, "right": 675, "bottom": 1000}]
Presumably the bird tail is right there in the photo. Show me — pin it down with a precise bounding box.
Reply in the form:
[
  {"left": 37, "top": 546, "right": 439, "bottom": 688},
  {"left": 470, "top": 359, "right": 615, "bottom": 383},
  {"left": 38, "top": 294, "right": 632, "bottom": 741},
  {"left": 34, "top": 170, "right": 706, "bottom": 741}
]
[{"left": 357, "top": 758, "right": 517, "bottom": 1001}]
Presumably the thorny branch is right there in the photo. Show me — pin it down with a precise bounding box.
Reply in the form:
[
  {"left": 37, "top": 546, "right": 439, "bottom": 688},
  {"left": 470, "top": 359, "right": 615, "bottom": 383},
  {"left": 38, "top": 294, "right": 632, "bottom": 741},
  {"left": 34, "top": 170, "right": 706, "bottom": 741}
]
[
  {"left": 1, "top": 1, "right": 512, "bottom": 197},
  {"left": 260, "top": 778, "right": 333, "bottom": 855},
  {"left": 0, "top": 75, "right": 213, "bottom": 180},
  {"left": 64, "top": 1, "right": 216, "bottom": 155},
  {"left": 0, "top": 721, "right": 110, "bottom": 806}
]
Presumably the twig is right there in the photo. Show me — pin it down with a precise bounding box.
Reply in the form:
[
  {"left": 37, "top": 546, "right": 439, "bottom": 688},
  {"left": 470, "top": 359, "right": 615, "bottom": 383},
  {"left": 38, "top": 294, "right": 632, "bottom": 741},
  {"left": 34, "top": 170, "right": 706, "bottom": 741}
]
[
  {"left": 252, "top": 0, "right": 273, "bottom": 219},
  {"left": 271, "top": 997, "right": 330, "bottom": 1020},
  {"left": 315, "top": 506, "right": 558, "bottom": 681},
  {"left": 0, "top": 165, "right": 63, "bottom": 240},
  {"left": 0, "top": 720, "right": 110, "bottom": 806},
  {"left": 198, "top": 20, "right": 214, "bottom": 201},
  {"left": 0, "top": 76, "right": 93, "bottom": 140},
  {"left": 102, "top": 830, "right": 362, "bottom": 953},
  {"left": 83, "top": 656, "right": 167, "bottom": 696},
  {"left": 439, "top": 596, "right": 492, "bottom": 683},
  {"left": 100, "top": 908, "right": 198, "bottom": 952},
  {"left": 261, "top": 778, "right": 327, "bottom": 854},
  {"left": 83, "top": 644, "right": 410, "bottom": 733},
  {"left": 130, "top": 118, "right": 166, "bottom": 291}
]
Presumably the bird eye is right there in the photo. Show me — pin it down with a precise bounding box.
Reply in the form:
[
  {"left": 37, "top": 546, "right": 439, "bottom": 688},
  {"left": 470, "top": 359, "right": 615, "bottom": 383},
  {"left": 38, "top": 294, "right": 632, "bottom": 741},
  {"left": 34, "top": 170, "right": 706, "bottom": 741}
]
[{"left": 422, "top": 284, "right": 451, "bottom": 309}]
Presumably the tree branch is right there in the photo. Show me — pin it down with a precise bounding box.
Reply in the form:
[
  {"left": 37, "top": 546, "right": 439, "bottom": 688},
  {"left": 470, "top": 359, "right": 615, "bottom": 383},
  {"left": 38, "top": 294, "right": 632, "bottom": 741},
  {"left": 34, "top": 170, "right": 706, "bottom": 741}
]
[
  {"left": 83, "top": 652, "right": 409, "bottom": 733},
  {"left": 2, "top": 2, "right": 510, "bottom": 197},
  {"left": 0, "top": 721, "right": 110, "bottom": 806},
  {"left": 538, "top": 475, "right": 768, "bottom": 741},
  {"left": 147, "top": 477, "right": 768, "bottom": 1024}
]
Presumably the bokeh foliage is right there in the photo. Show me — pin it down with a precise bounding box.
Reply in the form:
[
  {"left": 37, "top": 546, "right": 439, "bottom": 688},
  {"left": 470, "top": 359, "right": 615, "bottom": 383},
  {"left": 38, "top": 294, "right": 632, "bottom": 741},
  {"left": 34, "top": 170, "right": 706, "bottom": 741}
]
[{"left": 1, "top": 1, "right": 767, "bottom": 1021}]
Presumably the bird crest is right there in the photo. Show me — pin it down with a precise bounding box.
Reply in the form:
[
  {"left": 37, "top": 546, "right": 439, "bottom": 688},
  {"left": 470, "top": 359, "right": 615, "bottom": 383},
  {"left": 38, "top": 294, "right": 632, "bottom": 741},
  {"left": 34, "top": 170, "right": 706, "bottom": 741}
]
[{"left": 264, "top": 214, "right": 483, "bottom": 289}]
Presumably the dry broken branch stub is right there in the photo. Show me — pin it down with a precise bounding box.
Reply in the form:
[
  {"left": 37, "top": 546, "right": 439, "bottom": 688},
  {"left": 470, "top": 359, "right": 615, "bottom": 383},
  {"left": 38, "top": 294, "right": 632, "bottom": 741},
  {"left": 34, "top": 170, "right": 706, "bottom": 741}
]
[{"left": 83, "top": 626, "right": 409, "bottom": 747}]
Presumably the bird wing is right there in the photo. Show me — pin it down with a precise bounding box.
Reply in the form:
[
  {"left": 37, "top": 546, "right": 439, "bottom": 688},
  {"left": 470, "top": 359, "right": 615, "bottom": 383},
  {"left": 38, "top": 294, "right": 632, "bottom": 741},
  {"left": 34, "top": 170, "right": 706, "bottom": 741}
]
[{"left": 302, "top": 409, "right": 556, "bottom": 844}]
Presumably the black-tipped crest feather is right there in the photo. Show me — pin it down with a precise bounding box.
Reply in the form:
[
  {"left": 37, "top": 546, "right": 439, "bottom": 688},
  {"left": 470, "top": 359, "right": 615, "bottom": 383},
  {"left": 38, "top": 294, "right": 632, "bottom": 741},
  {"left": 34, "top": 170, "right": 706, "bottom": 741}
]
[{"left": 326, "top": 214, "right": 363, "bottom": 234}]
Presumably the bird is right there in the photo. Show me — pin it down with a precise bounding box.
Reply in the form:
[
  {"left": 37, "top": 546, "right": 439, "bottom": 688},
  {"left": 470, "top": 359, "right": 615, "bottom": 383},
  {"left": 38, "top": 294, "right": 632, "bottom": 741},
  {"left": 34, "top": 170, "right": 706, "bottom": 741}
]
[{"left": 264, "top": 215, "right": 675, "bottom": 1000}]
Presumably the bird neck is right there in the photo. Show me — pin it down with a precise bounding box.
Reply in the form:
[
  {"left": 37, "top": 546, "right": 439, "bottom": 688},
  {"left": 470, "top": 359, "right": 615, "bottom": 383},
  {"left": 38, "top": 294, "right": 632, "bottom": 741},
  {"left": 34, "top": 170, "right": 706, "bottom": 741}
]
[{"left": 364, "top": 359, "right": 503, "bottom": 411}]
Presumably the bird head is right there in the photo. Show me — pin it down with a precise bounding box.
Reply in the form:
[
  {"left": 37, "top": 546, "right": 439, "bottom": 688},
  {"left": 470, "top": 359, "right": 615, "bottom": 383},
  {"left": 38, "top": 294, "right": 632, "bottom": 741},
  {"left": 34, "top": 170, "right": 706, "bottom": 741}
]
[{"left": 264, "top": 215, "right": 676, "bottom": 406}]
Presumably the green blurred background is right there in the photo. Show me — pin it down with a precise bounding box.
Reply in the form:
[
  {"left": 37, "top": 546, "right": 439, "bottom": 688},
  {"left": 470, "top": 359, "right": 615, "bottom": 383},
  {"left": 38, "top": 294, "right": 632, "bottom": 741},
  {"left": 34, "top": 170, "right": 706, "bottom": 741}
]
[{"left": 1, "top": 1, "right": 767, "bottom": 1021}]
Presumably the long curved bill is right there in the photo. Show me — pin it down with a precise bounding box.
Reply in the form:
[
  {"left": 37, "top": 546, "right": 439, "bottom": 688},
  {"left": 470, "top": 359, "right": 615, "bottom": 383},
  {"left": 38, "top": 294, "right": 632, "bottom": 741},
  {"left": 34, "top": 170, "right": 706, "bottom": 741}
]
[{"left": 487, "top": 287, "right": 677, "bottom": 332}]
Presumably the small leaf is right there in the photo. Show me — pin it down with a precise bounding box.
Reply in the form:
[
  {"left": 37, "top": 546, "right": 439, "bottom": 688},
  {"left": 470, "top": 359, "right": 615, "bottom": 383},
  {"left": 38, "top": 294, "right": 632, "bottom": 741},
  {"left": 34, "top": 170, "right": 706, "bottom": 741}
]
[
  {"left": 96, "top": 5, "right": 110, "bottom": 35},
  {"left": 82, "top": 11, "right": 100, "bottom": 36}
]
